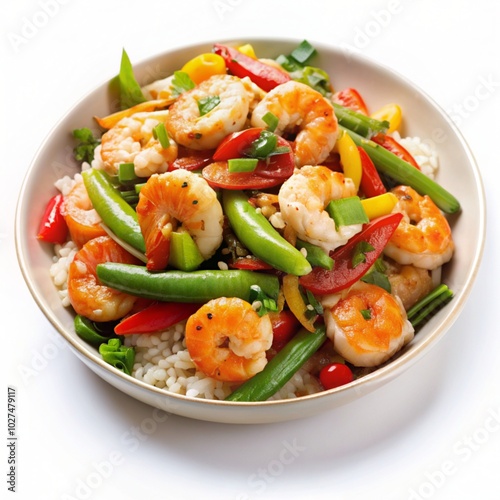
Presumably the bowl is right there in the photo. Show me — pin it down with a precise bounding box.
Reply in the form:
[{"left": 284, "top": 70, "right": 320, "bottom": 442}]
[{"left": 15, "top": 38, "right": 485, "bottom": 424}]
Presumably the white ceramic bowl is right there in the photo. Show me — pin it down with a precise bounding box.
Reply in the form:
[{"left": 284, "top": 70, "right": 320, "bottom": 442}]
[{"left": 15, "top": 38, "right": 485, "bottom": 424}]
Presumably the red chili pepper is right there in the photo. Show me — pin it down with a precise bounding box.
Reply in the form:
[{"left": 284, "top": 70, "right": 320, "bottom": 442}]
[
  {"left": 270, "top": 310, "right": 301, "bottom": 352},
  {"left": 213, "top": 44, "right": 291, "bottom": 92},
  {"left": 299, "top": 213, "right": 403, "bottom": 295},
  {"left": 114, "top": 301, "right": 200, "bottom": 335},
  {"left": 358, "top": 146, "right": 387, "bottom": 197},
  {"left": 332, "top": 88, "right": 369, "bottom": 115},
  {"left": 37, "top": 193, "right": 68, "bottom": 244},
  {"left": 229, "top": 256, "right": 273, "bottom": 271},
  {"left": 372, "top": 133, "right": 420, "bottom": 170}
]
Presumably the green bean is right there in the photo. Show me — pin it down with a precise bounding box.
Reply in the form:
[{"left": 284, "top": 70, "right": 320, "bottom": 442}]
[
  {"left": 96, "top": 263, "right": 280, "bottom": 303},
  {"left": 332, "top": 102, "right": 389, "bottom": 137},
  {"left": 342, "top": 127, "right": 461, "bottom": 214},
  {"left": 82, "top": 169, "right": 146, "bottom": 253},
  {"left": 226, "top": 325, "right": 327, "bottom": 402},
  {"left": 222, "top": 190, "right": 312, "bottom": 276}
]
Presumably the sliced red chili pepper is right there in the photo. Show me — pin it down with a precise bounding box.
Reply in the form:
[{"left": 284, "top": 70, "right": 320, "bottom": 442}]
[
  {"left": 37, "top": 193, "right": 68, "bottom": 244},
  {"left": 229, "top": 256, "right": 273, "bottom": 271},
  {"left": 372, "top": 133, "right": 420, "bottom": 170},
  {"left": 269, "top": 310, "right": 301, "bottom": 351},
  {"left": 358, "top": 146, "right": 387, "bottom": 197},
  {"left": 169, "top": 146, "right": 214, "bottom": 171},
  {"left": 213, "top": 128, "right": 294, "bottom": 179},
  {"left": 202, "top": 161, "right": 285, "bottom": 190},
  {"left": 114, "top": 301, "right": 200, "bottom": 335},
  {"left": 213, "top": 44, "right": 291, "bottom": 92},
  {"left": 332, "top": 88, "right": 369, "bottom": 115},
  {"left": 299, "top": 213, "right": 403, "bottom": 295}
]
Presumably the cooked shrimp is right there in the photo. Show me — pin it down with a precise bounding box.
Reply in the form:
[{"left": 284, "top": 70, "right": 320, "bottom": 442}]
[
  {"left": 323, "top": 282, "right": 414, "bottom": 367},
  {"left": 278, "top": 165, "right": 360, "bottom": 254},
  {"left": 136, "top": 169, "right": 223, "bottom": 270},
  {"left": 251, "top": 80, "right": 338, "bottom": 166},
  {"left": 385, "top": 259, "right": 434, "bottom": 310},
  {"left": 166, "top": 74, "right": 252, "bottom": 150},
  {"left": 185, "top": 297, "right": 273, "bottom": 382},
  {"left": 99, "top": 110, "right": 178, "bottom": 177},
  {"left": 384, "top": 185, "right": 454, "bottom": 270},
  {"left": 62, "top": 174, "right": 106, "bottom": 248},
  {"left": 67, "top": 236, "right": 140, "bottom": 322}
]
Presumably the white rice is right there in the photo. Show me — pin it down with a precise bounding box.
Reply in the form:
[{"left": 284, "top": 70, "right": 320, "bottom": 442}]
[{"left": 391, "top": 131, "right": 439, "bottom": 179}]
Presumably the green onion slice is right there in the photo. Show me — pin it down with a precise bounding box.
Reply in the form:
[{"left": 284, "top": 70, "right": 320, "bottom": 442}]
[
  {"left": 290, "top": 40, "right": 317, "bottom": 64},
  {"left": 326, "top": 196, "right": 369, "bottom": 229},
  {"left": 351, "top": 241, "right": 375, "bottom": 268},
  {"left": 262, "top": 112, "right": 279, "bottom": 132},
  {"left": 152, "top": 123, "right": 170, "bottom": 149},
  {"left": 228, "top": 158, "right": 259, "bottom": 173}
]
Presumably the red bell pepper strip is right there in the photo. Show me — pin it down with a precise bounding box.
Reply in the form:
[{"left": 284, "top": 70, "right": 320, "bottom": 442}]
[
  {"left": 213, "top": 44, "right": 291, "bottom": 92},
  {"left": 114, "top": 301, "right": 200, "bottom": 335},
  {"left": 332, "top": 88, "right": 369, "bottom": 115},
  {"left": 372, "top": 133, "right": 420, "bottom": 170},
  {"left": 37, "top": 193, "right": 68, "bottom": 244},
  {"left": 299, "top": 212, "right": 403, "bottom": 295},
  {"left": 358, "top": 146, "right": 387, "bottom": 198}
]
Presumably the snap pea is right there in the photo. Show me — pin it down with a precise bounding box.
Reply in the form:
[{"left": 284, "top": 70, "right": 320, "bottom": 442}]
[
  {"left": 226, "top": 325, "right": 327, "bottom": 402},
  {"left": 82, "top": 169, "right": 146, "bottom": 253},
  {"left": 342, "top": 127, "right": 461, "bottom": 214},
  {"left": 222, "top": 190, "right": 312, "bottom": 276},
  {"left": 96, "top": 263, "right": 280, "bottom": 303},
  {"left": 295, "top": 239, "right": 334, "bottom": 270}
]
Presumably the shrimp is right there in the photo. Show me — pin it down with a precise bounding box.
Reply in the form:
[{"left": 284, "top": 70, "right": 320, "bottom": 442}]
[
  {"left": 278, "top": 165, "right": 360, "bottom": 254},
  {"left": 67, "top": 236, "right": 140, "bottom": 322},
  {"left": 62, "top": 174, "right": 106, "bottom": 248},
  {"left": 165, "top": 74, "right": 252, "bottom": 150},
  {"left": 384, "top": 185, "right": 454, "bottom": 270},
  {"left": 136, "top": 169, "right": 224, "bottom": 270},
  {"left": 323, "top": 282, "right": 414, "bottom": 367},
  {"left": 251, "top": 80, "right": 338, "bottom": 166},
  {"left": 185, "top": 297, "right": 273, "bottom": 382},
  {"left": 385, "top": 259, "right": 434, "bottom": 310},
  {"left": 99, "top": 110, "right": 178, "bottom": 177}
]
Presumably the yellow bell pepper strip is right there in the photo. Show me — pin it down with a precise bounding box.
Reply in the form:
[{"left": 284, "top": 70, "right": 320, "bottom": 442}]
[
  {"left": 361, "top": 192, "right": 398, "bottom": 220},
  {"left": 237, "top": 44, "right": 257, "bottom": 59},
  {"left": 337, "top": 130, "right": 362, "bottom": 192},
  {"left": 181, "top": 53, "right": 226, "bottom": 85},
  {"left": 225, "top": 325, "right": 327, "bottom": 402},
  {"left": 343, "top": 127, "right": 460, "bottom": 214},
  {"left": 370, "top": 103, "right": 402, "bottom": 133},
  {"left": 282, "top": 274, "right": 316, "bottom": 332},
  {"left": 94, "top": 98, "right": 173, "bottom": 130}
]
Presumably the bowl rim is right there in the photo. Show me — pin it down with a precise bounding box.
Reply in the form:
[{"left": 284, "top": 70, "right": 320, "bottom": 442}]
[{"left": 15, "top": 36, "right": 487, "bottom": 414}]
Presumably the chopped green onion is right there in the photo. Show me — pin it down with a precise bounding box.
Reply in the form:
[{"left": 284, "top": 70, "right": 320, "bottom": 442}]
[
  {"left": 407, "top": 284, "right": 454, "bottom": 328},
  {"left": 134, "top": 182, "right": 146, "bottom": 194},
  {"left": 228, "top": 158, "right": 259, "bottom": 173},
  {"left": 306, "top": 289, "right": 323, "bottom": 315},
  {"left": 152, "top": 123, "right": 170, "bottom": 149},
  {"left": 326, "top": 196, "right": 369, "bottom": 229},
  {"left": 171, "top": 70, "right": 195, "bottom": 96},
  {"left": 249, "top": 285, "right": 279, "bottom": 317},
  {"left": 290, "top": 40, "right": 317, "bottom": 64},
  {"left": 246, "top": 130, "right": 278, "bottom": 159},
  {"left": 99, "top": 338, "right": 135, "bottom": 375},
  {"left": 118, "top": 162, "right": 138, "bottom": 183},
  {"left": 197, "top": 95, "right": 220, "bottom": 116},
  {"left": 351, "top": 241, "right": 375, "bottom": 268},
  {"left": 360, "top": 309, "right": 372, "bottom": 320},
  {"left": 361, "top": 268, "right": 391, "bottom": 292},
  {"left": 262, "top": 111, "right": 279, "bottom": 132}
]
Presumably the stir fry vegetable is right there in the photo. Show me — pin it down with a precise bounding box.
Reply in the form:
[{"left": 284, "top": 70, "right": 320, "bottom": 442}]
[{"left": 40, "top": 40, "right": 460, "bottom": 402}]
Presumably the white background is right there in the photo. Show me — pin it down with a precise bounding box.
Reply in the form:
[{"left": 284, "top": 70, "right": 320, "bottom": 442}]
[{"left": 2, "top": 1, "right": 499, "bottom": 499}]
